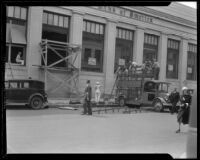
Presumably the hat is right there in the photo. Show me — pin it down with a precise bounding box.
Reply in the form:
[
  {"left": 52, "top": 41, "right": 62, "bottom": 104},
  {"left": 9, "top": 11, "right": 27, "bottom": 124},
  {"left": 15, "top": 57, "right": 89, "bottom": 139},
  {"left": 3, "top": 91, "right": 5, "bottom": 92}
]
[
  {"left": 87, "top": 80, "right": 90, "bottom": 83},
  {"left": 96, "top": 81, "right": 100, "bottom": 84},
  {"left": 182, "top": 86, "right": 188, "bottom": 91}
]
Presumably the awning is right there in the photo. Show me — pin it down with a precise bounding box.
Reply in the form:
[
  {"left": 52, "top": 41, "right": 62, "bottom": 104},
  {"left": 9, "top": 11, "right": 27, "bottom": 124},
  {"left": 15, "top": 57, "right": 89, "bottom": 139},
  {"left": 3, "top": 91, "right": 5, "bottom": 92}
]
[
  {"left": 11, "top": 24, "right": 26, "bottom": 44},
  {"left": 6, "top": 23, "right": 11, "bottom": 43}
]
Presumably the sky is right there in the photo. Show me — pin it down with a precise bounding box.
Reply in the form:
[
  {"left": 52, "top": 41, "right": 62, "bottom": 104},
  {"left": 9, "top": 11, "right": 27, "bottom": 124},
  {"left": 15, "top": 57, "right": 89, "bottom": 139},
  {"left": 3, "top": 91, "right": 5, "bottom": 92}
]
[{"left": 178, "top": 2, "right": 197, "bottom": 9}]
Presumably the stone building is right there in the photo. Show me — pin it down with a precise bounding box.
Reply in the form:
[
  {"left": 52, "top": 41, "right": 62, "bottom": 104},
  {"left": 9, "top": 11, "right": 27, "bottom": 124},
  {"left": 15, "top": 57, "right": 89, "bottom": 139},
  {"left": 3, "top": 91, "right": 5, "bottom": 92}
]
[{"left": 5, "top": 3, "right": 197, "bottom": 98}]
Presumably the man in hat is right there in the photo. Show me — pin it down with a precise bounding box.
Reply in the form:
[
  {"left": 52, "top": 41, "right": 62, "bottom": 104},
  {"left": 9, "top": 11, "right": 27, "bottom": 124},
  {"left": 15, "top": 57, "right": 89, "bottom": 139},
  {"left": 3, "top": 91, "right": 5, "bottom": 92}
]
[{"left": 82, "top": 80, "right": 92, "bottom": 115}]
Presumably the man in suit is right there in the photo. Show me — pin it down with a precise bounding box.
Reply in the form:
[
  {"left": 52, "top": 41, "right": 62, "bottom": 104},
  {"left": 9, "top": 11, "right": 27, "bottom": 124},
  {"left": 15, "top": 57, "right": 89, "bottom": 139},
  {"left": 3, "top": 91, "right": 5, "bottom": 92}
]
[
  {"left": 82, "top": 80, "right": 92, "bottom": 115},
  {"left": 169, "top": 88, "right": 180, "bottom": 114}
]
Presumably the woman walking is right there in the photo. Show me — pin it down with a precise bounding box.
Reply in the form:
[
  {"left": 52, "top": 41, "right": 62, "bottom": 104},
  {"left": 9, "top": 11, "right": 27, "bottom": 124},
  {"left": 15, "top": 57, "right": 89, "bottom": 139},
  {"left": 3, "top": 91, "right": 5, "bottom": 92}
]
[{"left": 176, "top": 87, "right": 192, "bottom": 133}]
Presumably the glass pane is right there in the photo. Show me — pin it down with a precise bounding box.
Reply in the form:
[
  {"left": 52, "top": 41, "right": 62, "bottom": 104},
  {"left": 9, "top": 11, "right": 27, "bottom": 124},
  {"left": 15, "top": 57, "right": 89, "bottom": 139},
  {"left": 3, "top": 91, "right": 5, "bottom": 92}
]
[
  {"left": 91, "top": 22, "right": 95, "bottom": 33},
  {"left": 7, "top": 6, "right": 14, "bottom": 17},
  {"left": 95, "top": 49, "right": 101, "bottom": 64},
  {"left": 58, "top": 16, "right": 64, "bottom": 27},
  {"left": 43, "top": 12, "right": 48, "bottom": 24},
  {"left": 14, "top": 6, "right": 21, "bottom": 19},
  {"left": 86, "top": 21, "right": 91, "bottom": 32},
  {"left": 95, "top": 24, "right": 99, "bottom": 34},
  {"left": 48, "top": 13, "right": 53, "bottom": 25},
  {"left": 84, "top": 48, "right": 92, "bottom": 62},
  {"left": 24, "top": 82, "right": 29, "bottom": 88},
  {"left": 122, "top": 30, "right": 126, "bottom": 39},
  {"left": 126, "top": 31, "right": 129, "bottom": 40},
  {"left": 118, "top": 29, "right": 121, "bottom": 38},
  {"left": 83, "top": 21, "right": 86, "bottom": 31},
  {"left": 53, "top": 15, "right": 59, "bottom": 26},
  {"left": 64, "top": 17, "right": 68, "bottom": 28},
  {"left": 21, "top": 7, "right": 27, "bottom": 20},
  {"left": 10, "top": 82, "right": 18, "bottom": 88},
  {"left": 129, "top": 31, "right": 133, "bottom": 41},
  {"left": 100, "top": 25, "right": 103, "bottom": 34}
]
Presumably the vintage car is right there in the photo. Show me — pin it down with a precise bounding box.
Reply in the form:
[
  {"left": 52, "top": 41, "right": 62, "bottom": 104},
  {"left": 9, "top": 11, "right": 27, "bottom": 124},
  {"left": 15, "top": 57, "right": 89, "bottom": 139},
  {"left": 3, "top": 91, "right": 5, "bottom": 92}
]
[{"left": 5, "top": 79, "right": 48, "bottom": 109}]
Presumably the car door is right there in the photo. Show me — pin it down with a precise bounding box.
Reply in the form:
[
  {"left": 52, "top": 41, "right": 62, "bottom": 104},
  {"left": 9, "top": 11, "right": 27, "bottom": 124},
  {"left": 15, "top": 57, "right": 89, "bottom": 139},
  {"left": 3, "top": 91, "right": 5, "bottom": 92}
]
[
  {"left": 142, "top": 81, "right": 156, "bottom": 105},
  {"left": 8, "top": 81, "right": 21, "bottom": 103}
]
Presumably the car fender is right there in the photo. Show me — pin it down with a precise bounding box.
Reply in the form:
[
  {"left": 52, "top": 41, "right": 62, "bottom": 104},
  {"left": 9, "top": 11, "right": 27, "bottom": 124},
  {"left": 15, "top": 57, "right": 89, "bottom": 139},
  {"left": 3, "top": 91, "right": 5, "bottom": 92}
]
[
  {"left": 152, "top": 97, "right": 165, "bottom": 105},
  {"left": 28, "top": 93, "right": 44, "bottom": 104}
]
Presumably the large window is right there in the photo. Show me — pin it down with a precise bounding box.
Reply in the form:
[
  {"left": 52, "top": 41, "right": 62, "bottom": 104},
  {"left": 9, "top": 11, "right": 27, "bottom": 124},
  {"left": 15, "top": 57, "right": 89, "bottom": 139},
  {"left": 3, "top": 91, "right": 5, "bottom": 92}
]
[
  {"left": 42, "top": 11, "right": 70, "bottom": 68},
  {"left": 6, "top": 6, "right": 27, "bottom": 65},
  {"left": 81, "top": 20, "right": 104, "bottom": 72},
  {"left": 166, "top": 39, "right": 180, "bottom": 79},
  {"left": 114, "top": 27, "right": 133, "bottom": 72},
  {"left": 187, "top": 44, "right": 197, "bottom": 80},
  {"left": 143, "top": 33, "right": 158, "bottom": 62}
]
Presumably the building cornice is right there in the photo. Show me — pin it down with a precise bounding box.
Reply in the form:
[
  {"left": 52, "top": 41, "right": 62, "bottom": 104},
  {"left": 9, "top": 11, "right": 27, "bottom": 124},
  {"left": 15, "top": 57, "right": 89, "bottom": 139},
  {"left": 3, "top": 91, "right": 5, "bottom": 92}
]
[{"left": 125, "top": 6, "right": 196, "bottom": 29}]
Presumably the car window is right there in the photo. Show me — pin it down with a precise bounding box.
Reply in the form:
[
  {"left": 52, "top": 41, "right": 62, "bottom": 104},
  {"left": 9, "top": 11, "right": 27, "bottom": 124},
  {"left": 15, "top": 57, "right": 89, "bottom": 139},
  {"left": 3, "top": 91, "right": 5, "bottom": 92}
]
[
  {"left": 5, "top": 82, "right": 9, "bottom": 89},
  {"left": 10, "top": 82, "right": 18, "bottom": 88},
  {"left": 144, "top": 82, "right": 156, "bottom": 92},
  {"left": 23, "top": 82, "right": 29, "bottom": 88}
]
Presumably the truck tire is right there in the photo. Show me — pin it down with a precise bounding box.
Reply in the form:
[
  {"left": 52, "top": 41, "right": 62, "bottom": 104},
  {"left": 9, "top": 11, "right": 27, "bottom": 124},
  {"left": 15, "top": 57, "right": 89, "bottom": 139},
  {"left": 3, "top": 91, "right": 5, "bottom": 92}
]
[
  {"left": 29, "top": 96, "right": 43, "bottom": 109},
  {"left": 153, "top": 100, "right": 164, "bottom": 112}
]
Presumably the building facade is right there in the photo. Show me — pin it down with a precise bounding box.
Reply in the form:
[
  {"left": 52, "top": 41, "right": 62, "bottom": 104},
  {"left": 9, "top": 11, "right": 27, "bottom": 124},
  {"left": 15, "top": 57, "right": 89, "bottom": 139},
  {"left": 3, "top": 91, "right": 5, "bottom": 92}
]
[{"left": 5, "top": 3, "right": 197, "bottom": 98}]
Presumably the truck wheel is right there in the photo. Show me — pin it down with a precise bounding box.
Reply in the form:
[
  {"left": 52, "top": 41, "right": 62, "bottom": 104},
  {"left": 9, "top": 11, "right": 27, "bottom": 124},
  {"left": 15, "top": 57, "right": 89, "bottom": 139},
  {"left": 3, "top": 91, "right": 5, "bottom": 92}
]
[
  {"left": 153, "top": 100, "right": 164, "bottom": 112},
  {"left": 29, "top": 96, "right": 43, "bottom": 109},
  {"left": 119, "top": 97, "right": 125, "bottom": 107}
]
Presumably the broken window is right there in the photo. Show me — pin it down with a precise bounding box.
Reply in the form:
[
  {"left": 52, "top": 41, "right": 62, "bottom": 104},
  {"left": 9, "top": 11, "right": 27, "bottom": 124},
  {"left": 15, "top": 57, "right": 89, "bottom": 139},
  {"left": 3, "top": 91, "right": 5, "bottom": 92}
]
[
  {"left": 42, "top": 11, "right": 70, "bottom": 68},
  {"left": 82, "top": 20, "right": 104, "bottom": 72},
  {"left": 6, "top": 6, "right": 27, "bottom": 65},
  {"left": 114, "top": 27, "right": 134, "bottom": 72}
]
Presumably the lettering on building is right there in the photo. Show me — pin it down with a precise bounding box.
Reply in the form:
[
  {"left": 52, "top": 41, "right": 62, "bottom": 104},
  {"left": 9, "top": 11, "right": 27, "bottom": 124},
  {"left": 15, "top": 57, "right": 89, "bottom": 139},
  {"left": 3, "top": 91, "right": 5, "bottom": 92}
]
[{"left": 92, "top": 6, "right": 153, "bottom": 23}]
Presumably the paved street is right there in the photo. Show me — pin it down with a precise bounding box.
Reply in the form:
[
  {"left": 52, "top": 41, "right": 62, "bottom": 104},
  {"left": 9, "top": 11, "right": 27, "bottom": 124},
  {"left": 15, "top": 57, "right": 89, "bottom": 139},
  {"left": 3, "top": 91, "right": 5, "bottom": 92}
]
[{"left": 6, "top": 106, "right": 189, "bottom": 158}]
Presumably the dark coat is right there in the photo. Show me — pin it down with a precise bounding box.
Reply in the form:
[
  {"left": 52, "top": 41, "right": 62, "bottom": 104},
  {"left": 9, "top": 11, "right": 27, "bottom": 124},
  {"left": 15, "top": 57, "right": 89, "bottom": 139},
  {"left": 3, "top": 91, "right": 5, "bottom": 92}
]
[
  {"left": 177, "top": 94, "right": 192, "bottom": 124},
  {"left": 85, "top": 85, "right": 92, "bottom": 101}
]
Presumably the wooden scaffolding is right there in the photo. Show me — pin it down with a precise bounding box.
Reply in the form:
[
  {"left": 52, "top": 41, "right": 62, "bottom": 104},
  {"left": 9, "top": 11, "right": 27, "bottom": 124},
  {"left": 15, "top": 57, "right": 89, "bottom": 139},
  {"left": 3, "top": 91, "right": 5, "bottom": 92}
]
[{"left": 33, "top": 39, "right": 81, "bottom": 98}]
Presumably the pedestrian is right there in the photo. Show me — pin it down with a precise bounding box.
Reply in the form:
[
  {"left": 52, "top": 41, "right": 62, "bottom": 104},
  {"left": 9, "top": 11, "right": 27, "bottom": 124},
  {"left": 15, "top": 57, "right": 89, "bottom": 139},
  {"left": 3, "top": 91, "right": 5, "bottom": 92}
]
[
  {"left": 176, "top": 87, "right": 192, "bottom": 133},
  {"left": 82, "top": 80, "right": 92, "bottom": 115},
  {"left": 169, "top": 88, "right": 180, "bottom": 114},
  {"left": 152, "top": 59, "right": 160, "bottom": 80},
  {"left": 15, "top": 52, "right": 24, "bottom": 65},
  {"left": 95, "top": 81, "right": 102, "bottom": 104}
]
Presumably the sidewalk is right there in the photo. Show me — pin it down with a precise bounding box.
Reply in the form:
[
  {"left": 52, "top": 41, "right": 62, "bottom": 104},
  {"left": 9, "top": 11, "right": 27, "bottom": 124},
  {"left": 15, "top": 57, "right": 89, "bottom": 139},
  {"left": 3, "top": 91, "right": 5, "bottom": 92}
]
[{"left": 47, "top": 98, "right": 115, "bottom": 108}]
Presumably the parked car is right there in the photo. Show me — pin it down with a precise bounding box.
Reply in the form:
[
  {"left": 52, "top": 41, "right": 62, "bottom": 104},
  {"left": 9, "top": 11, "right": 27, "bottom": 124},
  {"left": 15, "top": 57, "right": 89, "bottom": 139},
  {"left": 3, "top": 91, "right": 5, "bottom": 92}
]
[{"left": 5, "top": 79, "right": 48, "bottom": 109}]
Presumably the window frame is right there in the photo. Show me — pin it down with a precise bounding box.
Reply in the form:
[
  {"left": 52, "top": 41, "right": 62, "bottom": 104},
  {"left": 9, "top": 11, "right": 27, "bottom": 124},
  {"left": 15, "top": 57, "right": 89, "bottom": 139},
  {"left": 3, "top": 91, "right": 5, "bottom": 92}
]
[
  {"left": 186, "top": 44, "right": 197, "bottom": 81},
  {"left": 81, "top": 21, "right": 105, "bottom": 72}
]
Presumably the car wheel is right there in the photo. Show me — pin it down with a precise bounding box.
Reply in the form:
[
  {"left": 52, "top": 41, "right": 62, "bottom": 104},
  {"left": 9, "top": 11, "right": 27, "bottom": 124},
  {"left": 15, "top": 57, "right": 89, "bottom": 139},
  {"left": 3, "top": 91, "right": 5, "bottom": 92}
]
[
  {"left": 30, "top": 96, "right": 43, "bottom": 109},
  {"left": 153, "top": 100, "right": 164, "bottom": 112},
  {"left": 119, "top": 97, "right": 125, "bottom": 107}
]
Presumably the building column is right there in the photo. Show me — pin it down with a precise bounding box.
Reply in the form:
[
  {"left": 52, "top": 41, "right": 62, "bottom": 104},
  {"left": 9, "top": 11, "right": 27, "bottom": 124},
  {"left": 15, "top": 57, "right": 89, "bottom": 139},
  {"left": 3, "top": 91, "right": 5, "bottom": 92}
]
[
  {"left": 158, "top": 33, "right": 168, "bottom": 81},
  {"left": 69, "top": 11, "right": 84, "bottom": 69},
  {"left": 179, "top": 38, "right": 188, "bottom": 89},
  {"left": 103, "top": 19, "right": 117, "bottom": 95},
  {"left": 27, "top": 7, "right": 43, "bottom": 80},
  {"left": 133, "top": 27, "right": 144, "bottom": 64}
]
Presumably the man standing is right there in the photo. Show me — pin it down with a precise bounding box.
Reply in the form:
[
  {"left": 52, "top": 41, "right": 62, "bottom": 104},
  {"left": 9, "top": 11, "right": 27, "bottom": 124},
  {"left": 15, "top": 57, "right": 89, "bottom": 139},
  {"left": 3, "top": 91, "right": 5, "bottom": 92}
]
[
  {"left": 169, "top": 88, "right": 180, "bottom": 114},
  {"left": 82, "top": 80, "right": 92, "bottom": 115}
]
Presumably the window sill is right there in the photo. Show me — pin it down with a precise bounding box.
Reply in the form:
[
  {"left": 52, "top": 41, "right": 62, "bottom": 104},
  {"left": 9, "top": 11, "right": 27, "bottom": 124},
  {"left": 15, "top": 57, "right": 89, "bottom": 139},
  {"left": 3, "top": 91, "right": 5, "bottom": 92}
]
[
  {"left": 185, "top": 80, "right": 197, "bottom": 83},
  {"left": 80, "top": 71, "right": 104, "bottom": 77},
  {"left": 165, "top": 78, "right": 180, "bottom": 82},
  {"left": 6, "top": 63, "right": 27, "bottom": 70}
]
